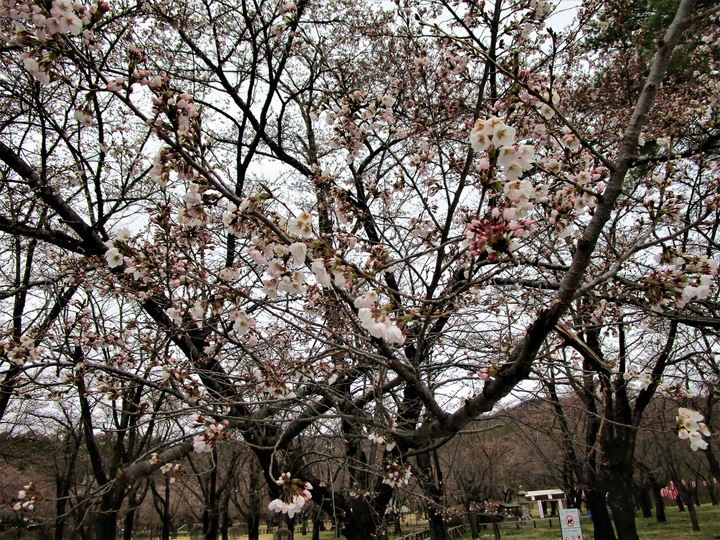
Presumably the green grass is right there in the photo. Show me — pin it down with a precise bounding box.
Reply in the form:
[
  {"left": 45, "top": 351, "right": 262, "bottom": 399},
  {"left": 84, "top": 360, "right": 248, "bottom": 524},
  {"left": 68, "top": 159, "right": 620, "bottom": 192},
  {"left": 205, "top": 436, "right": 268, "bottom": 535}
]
[
  {"left": 2, "top": 507, "right": 718, "bottom": 540},
  {"left": 460, "top": 504, "right": 720, "bottom": 539}
]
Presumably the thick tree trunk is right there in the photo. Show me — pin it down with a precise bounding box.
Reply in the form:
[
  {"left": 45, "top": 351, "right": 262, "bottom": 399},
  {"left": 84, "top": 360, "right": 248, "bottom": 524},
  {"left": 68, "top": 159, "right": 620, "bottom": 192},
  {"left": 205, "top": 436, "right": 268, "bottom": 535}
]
[
  {"left": 585, "top": 488, "right": 616, "bottom": 540},
  {"left": 204, "top": 451, "right": 220, "bottom": 540},
  {"left": 311, "top": 514, "right": 321, "bottom": 540},
  {"left": 245, "top": 464, "right": 262, "bottom": 540},
  {"left": 55, "top": 434, "right": 80, "bottom": 540},
  {"left": 248, "top": 515, "right": 260, "bottom": 540},
  {"left": 686, "top": 502, "right": 700, "bottom": 532},
  {"left": 636, "top": 485, "right": 652, "bottom": 518},
  {"left": 650, "top": 483, "right": 666, "bottom": 523},
  {"left": 606, "top": 465, "right": 639, "bottom": 540},
  {"left": 56, "top": 479, "right": 70, "bottom": 540},
  {"left": 341, "top": 498, "right": 381, "bottom": 540},
  {"left": 468, "top": 513, "right": 479, "bottom": 539},
  {"left": 123, "top": 486, "right": 142, "bottom": 540},
  {"left": 123, "top": 508, "right": 135, "bottom": 540},
  {"left": 414, "top": 450, "right": 449, "bottom": 540},
  {"left": 220, "top": 508, "right": 229, "bottom": 540},
  {"left": 703, "top": 442, "right": 720, "bottom": 489},
  {"left": 92, "top": 506, "right": 117, "bottom": 540},
  {"left": 204, "top": 512, "right": 219, "bottom": 540},
  {"left": 427, "top": 509, "right": 449, "bottom": 540},
  {"left": 675, "top": 483, "right": 700, "bottom": 532}
]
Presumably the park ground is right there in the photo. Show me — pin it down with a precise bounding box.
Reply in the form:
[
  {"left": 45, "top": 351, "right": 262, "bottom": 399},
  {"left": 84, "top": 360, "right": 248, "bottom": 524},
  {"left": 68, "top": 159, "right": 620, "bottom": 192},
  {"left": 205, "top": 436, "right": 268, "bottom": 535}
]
[
  {"left": 212, "top": 504, "right": 720, "bottom": 540},
  {"left": 457, "top": 503, "right": 720, "bottom": 540},
  {"left": 2, "top": 506, "right": 720, "bottom": 539},
  {"left": 155, "top": 505, "right": 720, "bottom": 540}
]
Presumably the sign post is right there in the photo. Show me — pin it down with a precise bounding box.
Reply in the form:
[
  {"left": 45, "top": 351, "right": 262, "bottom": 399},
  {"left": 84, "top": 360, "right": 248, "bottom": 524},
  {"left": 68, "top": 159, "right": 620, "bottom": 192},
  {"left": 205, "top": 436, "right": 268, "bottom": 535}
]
[{"left": 559, "top": 508, "right": 583, "bottom": 540}]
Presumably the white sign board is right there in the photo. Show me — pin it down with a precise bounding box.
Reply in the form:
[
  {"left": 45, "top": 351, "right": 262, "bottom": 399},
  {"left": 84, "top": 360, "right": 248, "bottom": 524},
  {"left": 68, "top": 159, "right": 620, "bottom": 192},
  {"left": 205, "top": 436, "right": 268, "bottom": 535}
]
[{"left": 559, "top": 508, "right": 583, "bottom": 540}]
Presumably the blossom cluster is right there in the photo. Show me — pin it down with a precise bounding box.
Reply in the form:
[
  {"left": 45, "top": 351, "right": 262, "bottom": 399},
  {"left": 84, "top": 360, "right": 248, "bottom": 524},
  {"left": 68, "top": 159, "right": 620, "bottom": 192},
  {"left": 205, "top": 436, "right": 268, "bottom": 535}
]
[
  {"left": 470, "top": 117, "right": 534, "bottom": 177},
  {"left": 149, "top": 453, "right": 185, "bottom": 484},
  {"left": 287, "top": 212, "right": 313, "bottom": 237},
  {"left": 382, "top": 461, "right": 412, "bottom": 488},
  {"left": 368, "top": 432, "right": 396, "bottom": 451},
  {"left": 1, "top": 333, "right": 42, "bottom": 364},
  {"left": 355, "top": 291, "right": 405, "bottom": 345},
  {"left": 643, "top": 252, "right": 718, "bottom": 309},
  {"left": 469, "top": 118, "right": 537, "bottom": 227},
  {"left": 229, "top": 308, "right": 256, "bottom": 336},
  {"left": 9, "top": 483, "right": 40, "bottom": 512},
  {"left": 148, "top": 83, "right": 201, "bottom": 142},
  {"left": 325, "top": 87, "right": 401, "bottom": 164},
  {"left": 262, "top": 247, "right": 307, "bottom": 297},
  {"left": 267, "top": 473, "right": 313, "bottom": 519},
  {"left": 189, "top": 414, "right": 230, "bottom": 453},
  {"left": 177, "top": 184, "right": 220, "bottom": 227},
  {"left": 466, "top": 215, "right": 530, "bottom": 261},
  {"left": 3, "top": 0, "right": 107, "bottom": 39},
  {"left": 469, "top": 117, "right": 516, "bottom": 153},
  {"left": 221, "top": 198, "right": 254, "bottom": 236},
  {"left": 677, "top": 407, "right": 711, "bottom": 451},
  {"left": 104, "top": 228, "right": 131, "bottom": 268},
  {"left": 623, "top": 365, "right": 653, "bottom": 390},
  {"left": 4, "top": 0, "right": 109, "bottom": 85},
  {"left": 245, "top": 230, "right": 351, "bottom": 297},
  {"left": 160, "top": 463, "right": 184, "bottom": 483},
  {"left": 246, "top": 364, "right": 297, "bottom": 400}
]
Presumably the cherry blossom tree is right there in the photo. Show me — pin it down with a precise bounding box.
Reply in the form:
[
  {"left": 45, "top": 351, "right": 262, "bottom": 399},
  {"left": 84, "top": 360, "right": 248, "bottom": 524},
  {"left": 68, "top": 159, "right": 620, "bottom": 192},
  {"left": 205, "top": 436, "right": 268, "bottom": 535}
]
[{"left": 1, "top": 0, "right": 719, "bottom": 539}]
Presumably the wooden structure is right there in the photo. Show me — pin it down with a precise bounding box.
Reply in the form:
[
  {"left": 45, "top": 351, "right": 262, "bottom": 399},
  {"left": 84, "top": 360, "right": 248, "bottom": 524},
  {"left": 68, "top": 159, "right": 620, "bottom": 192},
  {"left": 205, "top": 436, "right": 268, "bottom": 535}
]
[{"left": 523, "top": 489, "right": 566, "bottom": 519}]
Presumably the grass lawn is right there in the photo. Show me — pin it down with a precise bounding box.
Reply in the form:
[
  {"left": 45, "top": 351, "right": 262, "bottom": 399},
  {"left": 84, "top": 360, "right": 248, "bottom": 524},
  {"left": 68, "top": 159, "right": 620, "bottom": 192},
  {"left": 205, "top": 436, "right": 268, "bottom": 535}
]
[
  {"left": 3, "top": 508, "right": 718, "bottom": 539},
  {"left": 146, "top": 507, "right": 720, "bottom": 539},
  {"left": 460, "top": 504, "right": 720, "bottom": 540}
]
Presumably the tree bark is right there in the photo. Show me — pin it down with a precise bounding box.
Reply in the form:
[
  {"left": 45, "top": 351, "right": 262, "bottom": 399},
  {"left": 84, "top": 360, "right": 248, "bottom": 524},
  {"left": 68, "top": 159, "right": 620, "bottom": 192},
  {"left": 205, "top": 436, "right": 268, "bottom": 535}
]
[
  {"left": 650, "top": 482, "right": 666, "bottom": 523},
  {"left": 123, "top": 485, "right": 143, "bottom": 540},
  {"left": 585, "top": 488, "right": 616, "bottom": 540},
  {"left": 248, "top": 516, "right": 260, "bottom": 540},
  {"left": 605, "top": 446, "right": 640, "bottom": 539},
  {"left": 162, "top": 477, "right": 171, "bottom": 540},
  {"left": 220, "top": 508, "right": 229, "bottom": 540},
  {"left": 123, "top": 510, "right": 135, "bottom": 540},
  {"left": 676, "top": 484, "right": 699, "bottom": 531},
  {"left": 393, "top": 514, "right": 402, "bottom": 535},
  {"left": 415, "top": 450, "right": 449, "bottom": 540},
  {"left": 311, "top": 513, "right": 321, "bottom": 540},
  {"left": 340, "top": 497, "right": 385, "bottom": 540},
  {"left": 56, "top": 434, "right": 80, "bottom": 540},
  {"left": 92, "top": 494, "right": 118, "bottom": 540},
  {"left": 705, "top": 480, "right": 717, "bottom": 505},
  {"left": 636, "top": 484, "right": 652, "bottom": 518},
  {"left": 687, "top": 502, "right": 700, "bottom": 532},
  {"left": 468, "top": 513, "right": 479, "bottom": 539}
]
